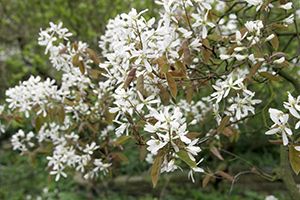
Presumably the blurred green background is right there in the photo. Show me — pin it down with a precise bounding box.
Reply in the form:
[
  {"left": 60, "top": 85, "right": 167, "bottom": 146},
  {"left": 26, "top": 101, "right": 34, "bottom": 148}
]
[{"left": 0, "top": 0, "right": 299, "bottom": 199}]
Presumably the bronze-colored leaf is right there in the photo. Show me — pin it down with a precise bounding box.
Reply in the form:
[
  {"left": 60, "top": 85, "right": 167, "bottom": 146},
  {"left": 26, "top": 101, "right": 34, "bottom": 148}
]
[
  {"left": 221, "top": 127, "right": 235, "bottom": 137},
  {"left": 186, "top": 132, "right": 201, "bottom": 139},
  {"left": 158, "top": 83, "right": 170, "bottom": 105},
  {"left": 124, "top": 68, "right": 137, "bottom": 89},
  {"left": 86, "top": 48, "right": 100, "bottom": 65},
  {"left": 156, "top": 55, "right": 169, "bottom": 74},
  {"left": 151, "top": 151, "right": 164, "bottom": 188},
  {"left": 186, "top": 83, "right": 193, "bottom": 103},
  {"left": 72, "top": 41, "right": 78, "bottom": 51},
  {"left": 139, "top": 145, "right": 147, "bottom": 161},
  {"left": 202, "top": 39, "right": 212, "bottom": 64},
  {"left": 217, "top": 116, "right": 230, "bottom": 133},
  {"left": 210, "top": 146, "right": 224, "bottom": 160},
  {"left": 112, "top": 152, "right": 129, "bottom": 164},
  {"left": 166, "top": 72, "right": 177, "bottom": 99},
  {"left": 181, "top": 40, "right": 192, "bottom": 66},
  {"left": 136, "top": 75, "right": 146, "bottom": 96},
  {"left": 202, "top": 174, "right": 213, "bottom": 188},
  {"left": 216, "top": 171, "right": 234, "bottom": 182},
  {"left": 247, "top": 62, "right": 262, "bottom": 81}
]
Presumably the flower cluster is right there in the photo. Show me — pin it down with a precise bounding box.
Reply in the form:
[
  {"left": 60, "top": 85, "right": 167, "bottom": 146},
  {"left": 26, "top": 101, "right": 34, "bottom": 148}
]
[
  {"left": 210, "top": 70, "right": 261, "bottom": 123},
  {"left": 2, "top": 0, "right": 298, "bottom": 188},
  {"left": 5, "top": 76, "right": 61, "bottom": 118},
  {"left": 266, "top": 93, "right": 300, "bottom": 145}
]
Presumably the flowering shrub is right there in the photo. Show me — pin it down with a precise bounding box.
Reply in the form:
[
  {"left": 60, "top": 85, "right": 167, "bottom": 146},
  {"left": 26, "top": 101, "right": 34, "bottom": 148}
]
[{"left": 1, "top": 0, "right": 300, "bottom": 198}]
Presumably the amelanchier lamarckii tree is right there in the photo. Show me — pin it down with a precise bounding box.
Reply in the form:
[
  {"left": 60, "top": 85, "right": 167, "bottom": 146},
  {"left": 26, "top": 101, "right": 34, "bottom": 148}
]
[{"left": 1, "top": 0, "right": 300, "bottom": 199}]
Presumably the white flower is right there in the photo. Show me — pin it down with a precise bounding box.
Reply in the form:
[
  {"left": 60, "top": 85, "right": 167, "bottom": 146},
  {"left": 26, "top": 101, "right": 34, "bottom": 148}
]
[
  {"left": 136, "top": 92, "right": 160, "bottom": 112},
  {"left": 50, "top": 168, "right": 67, "bottom": 181},
  {"left": 284, "top": 92, "right": 300, "bottom": 118},
  {"left": 191, "top": 10, "right": 215, "bottom": 39},
  {"left": 283, "top": 14, "right": 294, "bottom": 24},
  {"left": 11, "top": 130, "right": 35, "bottom": 153},
  {"left": 188, "top": 159, "right": 204, "bottom": 183},
  {"left": 220, "top": 54, "right": 231, "bottom": 60},
  {"left": 245, "top": 20, "right": 264, "bottom": 35},
  {"left": 244, "top": 0, "right": 263, "bottom": 11},
  {"left": 186, "top": 139, "right": 201, "bottom": 161},
  {"left": 273, "top": 57, "right": 285, "bottom": 64},
  {"left": 83, "top": 142, "right": 99, "bottom": 155},
  {"left": 210, "top": 73, "right": 244, "bottom": 103},
  {"left": 265, "top": 34, "right": 275, "bottom": 41},
  {"left": 5, "top": 76, "right": 61, "bottom": 118},
  {"left": 146, "top": 137, "right": 168, "bottom": 155},
  {"left": 227, "top": 93, "right": 261, "bottom": 121},
  {"left": 265, "top": 108, "right": 292, "bottom": 145},
  {"left": 284, "top": 92, "right": 300, "bottom": 129},
  {"left": 161, "top": 158, "right": 178, "bottom": 173},
  {"left": 265, "top": 195, "right": 278, "bottom": 200},
  {"left": 279, "top": 2, "right": 292, "bottom": 10}
]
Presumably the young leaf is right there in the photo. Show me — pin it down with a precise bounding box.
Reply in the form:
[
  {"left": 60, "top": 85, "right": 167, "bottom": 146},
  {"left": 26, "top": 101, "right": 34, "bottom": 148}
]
[
  {"left": 151, "top": 152, "right": 164, "bottom": 188},
  {"left": 136, "top": 75, "right": 146, "bottom": 96},
  {"left": 217, "top": 116, "right": 230, "bottom": 133},
  {"left": 124, "top": 68, "right": 137, "bottom": 89},
  {"left": 156, "top": 55, "right": 169, "bottom": 74},
  {"left": 216, "top": 171, "right": 234, "bottom": 182},
  {"left": 202, "top": 174, "right": 213, "bottom": 188},
  {"left": 86, "top": 48, "right": 100, "bottom": 64},
  {"left": 210, "top": 146, "right": 224, "bottom": 160},
  {"left": 166, "top": 72, "right": 177, "bottom": 99},
  {"left": 202, "top": 39, "right": 212, "bottom": 64},
  {"left": 158, "top": 83, "right": 170, "bottom": 105},
  {"left": 181, "top": 40, "right": 192, "bottom": 66}
]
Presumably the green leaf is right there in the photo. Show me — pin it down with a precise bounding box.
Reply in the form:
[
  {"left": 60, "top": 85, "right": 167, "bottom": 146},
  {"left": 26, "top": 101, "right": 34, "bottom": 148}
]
[
  {"left": 177, "top": 150, "right": 197, "bottom": 168},
  {"left": 79, "top": 61, "right": 85, "bottom": 74},
  {"left": 72, "top": 54, "right": 80, "bottom": 67},
  {"left": 259, "top": 72, "right": 280, "bottom": 81},
  {"left": 289, "top": 145, "right": 300, "bottom": 175},
  {"left": 113, "top": 135, "right": 131, "bottom": 146},
  {"left": 270, "top": 34, "right": 279, "bottom": 50},
  {"left": 35, "top": 114, "right": 46, "bottom": 132}
]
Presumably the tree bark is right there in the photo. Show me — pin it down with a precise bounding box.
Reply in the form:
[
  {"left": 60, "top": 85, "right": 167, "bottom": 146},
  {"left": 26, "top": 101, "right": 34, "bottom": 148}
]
[{"left": 280, "top": 146, "right": 300, "bottom": 200}]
